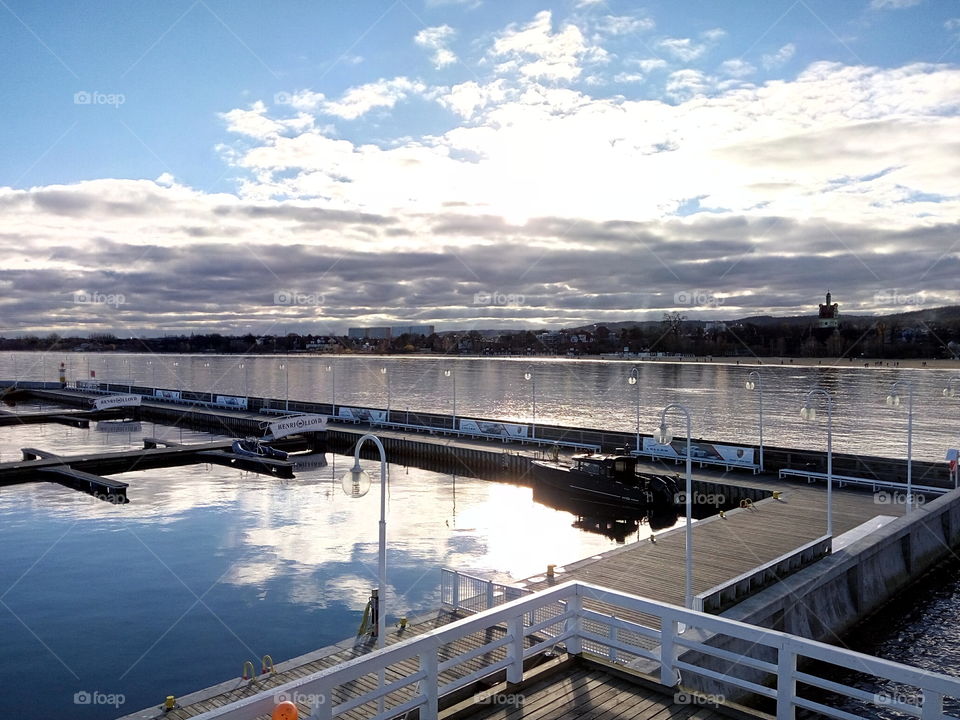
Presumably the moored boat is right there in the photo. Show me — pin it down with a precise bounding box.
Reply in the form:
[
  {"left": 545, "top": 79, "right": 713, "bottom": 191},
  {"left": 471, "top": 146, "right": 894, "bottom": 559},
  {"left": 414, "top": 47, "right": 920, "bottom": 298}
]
[{"left": 231, "top": 437, "right": 289, "bottom": 460}]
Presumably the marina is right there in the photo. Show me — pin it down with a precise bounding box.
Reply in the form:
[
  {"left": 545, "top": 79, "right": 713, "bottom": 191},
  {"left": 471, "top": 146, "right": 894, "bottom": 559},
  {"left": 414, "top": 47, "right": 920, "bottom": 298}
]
[{"left": 1, "top": 368, "right": 959, "bottom": 719}]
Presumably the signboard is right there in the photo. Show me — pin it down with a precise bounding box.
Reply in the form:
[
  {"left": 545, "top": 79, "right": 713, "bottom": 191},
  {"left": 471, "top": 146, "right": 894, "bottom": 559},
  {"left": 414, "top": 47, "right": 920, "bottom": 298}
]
[
  {"left": 269, "top": 414, "right": 328, "bottom": 439},
  {"left": 76, "top": 380, "right": 101, "bottom": 390},
  {"left": 93, "top": 394, "right": 142, "bottom": 410},
  {"left": 96, "top": 421, "right": 142, "bottom": 434},
  {"left": 216, "top": 395, "right": 248, "bottom": 410},
  {"left": 154, "top": 389, "right": 181, "bottom": 400},
  {"left": 459, "top": 419, "right": 529, "bottom": 439},
  {"left": 338, "top": 407, "right": 387, "bottom": 423},
  {"left": 642, "top": 437, "right": 755, "bottom": 467}
]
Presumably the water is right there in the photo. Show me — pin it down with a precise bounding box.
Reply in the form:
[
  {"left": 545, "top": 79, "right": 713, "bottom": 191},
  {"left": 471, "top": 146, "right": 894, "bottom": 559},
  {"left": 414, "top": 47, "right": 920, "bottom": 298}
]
[
  {"left": 0, "top": 417, "right": 664, "bottom": 720},
  {"left": 2, "top": 352, "right": 959, "bottom": 462}
]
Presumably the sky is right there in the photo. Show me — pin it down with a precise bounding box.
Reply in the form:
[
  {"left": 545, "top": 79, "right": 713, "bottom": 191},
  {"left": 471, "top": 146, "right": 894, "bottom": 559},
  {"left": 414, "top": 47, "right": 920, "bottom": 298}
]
[{"left": 1, "top": 0, "right": 959, "bottom": 337}]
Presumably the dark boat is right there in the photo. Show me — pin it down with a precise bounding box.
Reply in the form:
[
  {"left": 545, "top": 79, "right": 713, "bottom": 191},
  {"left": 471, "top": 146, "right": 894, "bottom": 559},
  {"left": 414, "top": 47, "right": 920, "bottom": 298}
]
[
  {"left": 531, "top": 452, "right": 679, "bottom": 510},
  {"left": 231, "top": 437, "right": 289, "bottom": 460}
]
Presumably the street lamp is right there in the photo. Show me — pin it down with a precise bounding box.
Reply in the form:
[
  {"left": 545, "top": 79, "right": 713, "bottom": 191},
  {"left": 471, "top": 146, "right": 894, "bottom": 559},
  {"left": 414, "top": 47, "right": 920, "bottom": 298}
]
[
  {"left": 944, "top": 378, "right": 959, "bottom": 488},
  {"left": 444, "top": 368, "right": 457, "bottom": 432},
  {"left": 885, "top": 381, "right": 915, "bottom": 513},
  {"left": 326, "top": 363, "right": 336, "bottom": 416},
  {"left": 339, "top": 434, "right": 389, "bottom": 649},
  {"left": 656, "top": 403, "right": 693, "bottom": 610},
  {"left": 745, "top": 371, "right": 765, "bottom": 472},
  {"left": 627, "top": 366, "right": 641, "bottom": 453},
  {"left": 279, "top": 361, "right": 290, "bottom": 411},
  {"left": 237, "top": 360, "right": 249, "bottom": 397},
  {"left": 801, "top": 389, "right": 835, "bottom": 536},
  {"left": 524, "top": 365, "right": 536, "bottom": 441},
  {"left": 380, "top": 366, "right": 391, "bottom": 417}
]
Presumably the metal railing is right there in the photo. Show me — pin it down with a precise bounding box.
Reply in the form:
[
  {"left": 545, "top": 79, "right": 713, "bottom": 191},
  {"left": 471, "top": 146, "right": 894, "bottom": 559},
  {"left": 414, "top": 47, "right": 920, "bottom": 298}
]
[
  {"left": 187, "top": 580, "right": 960, "bottom": 720},
  {"left": 439, "top": 568, "right": 532, "bottom": 614}
]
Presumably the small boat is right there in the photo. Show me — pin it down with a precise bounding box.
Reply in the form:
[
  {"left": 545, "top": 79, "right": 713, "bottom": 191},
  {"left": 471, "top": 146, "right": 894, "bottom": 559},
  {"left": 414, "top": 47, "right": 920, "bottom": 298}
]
[
  {"left": 531, "top": 452, "right": 679, "bottom": 509},
  {"left": 231, "top": 437, "right": 289, "bottom": 460}
]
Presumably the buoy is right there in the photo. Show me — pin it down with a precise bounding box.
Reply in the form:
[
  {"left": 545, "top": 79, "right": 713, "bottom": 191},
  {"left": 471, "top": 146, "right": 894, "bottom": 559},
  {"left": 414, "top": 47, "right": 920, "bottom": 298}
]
[{"left": 272, "top": 701, "right": 299, "bottom": 720}]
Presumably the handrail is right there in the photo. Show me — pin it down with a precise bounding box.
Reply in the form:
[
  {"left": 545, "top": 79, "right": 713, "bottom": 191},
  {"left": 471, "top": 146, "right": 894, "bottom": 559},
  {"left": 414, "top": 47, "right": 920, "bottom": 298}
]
[{"left": 187, "top": 580, "right": 960, "bottom": 720}]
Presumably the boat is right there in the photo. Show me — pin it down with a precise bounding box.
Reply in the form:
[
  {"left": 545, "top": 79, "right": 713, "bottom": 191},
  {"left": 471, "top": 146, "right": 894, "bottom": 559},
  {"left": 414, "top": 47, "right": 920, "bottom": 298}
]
[
  {"left": 531, "top": 452, "right": 679, "bottom": 510},
  {"left": 231, "top": 437, "right": 289, "bottom": 460}
]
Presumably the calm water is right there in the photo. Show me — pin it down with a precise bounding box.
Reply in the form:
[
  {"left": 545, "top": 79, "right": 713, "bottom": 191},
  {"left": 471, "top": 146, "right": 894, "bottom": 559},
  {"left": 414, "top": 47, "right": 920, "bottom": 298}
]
[
  {"left": 0, "top": 414, "right": 660, "bottom": 720},
  {"left": 2, "top": 352, "right": 959, "bottom": 461}
]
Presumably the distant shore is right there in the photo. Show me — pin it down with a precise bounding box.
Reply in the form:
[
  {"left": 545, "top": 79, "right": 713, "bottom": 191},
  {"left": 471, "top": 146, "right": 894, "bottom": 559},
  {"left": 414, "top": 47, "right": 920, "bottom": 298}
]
[{"left": 601, "top": 355, "right": 960, "bottom": 370}]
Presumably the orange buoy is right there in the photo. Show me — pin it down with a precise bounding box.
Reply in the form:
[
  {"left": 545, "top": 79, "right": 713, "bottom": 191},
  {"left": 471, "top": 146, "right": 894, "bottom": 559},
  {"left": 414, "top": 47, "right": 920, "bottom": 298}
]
[{"left": 272, "top": 701, "right": 298, "bottom": 720}]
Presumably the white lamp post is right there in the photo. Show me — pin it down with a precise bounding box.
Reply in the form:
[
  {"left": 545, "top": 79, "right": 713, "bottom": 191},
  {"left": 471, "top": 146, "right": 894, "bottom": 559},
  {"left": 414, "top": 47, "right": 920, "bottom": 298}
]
[
  {"left": 885, "top": 381, "right": 915, "bottom": 513},
  {"left": 627, "top": 366, "right": 641, "bottom": 453},
  {"left": 745, "top": 371, "right": 765, "bottom": 472},
  {"left": 656, "top": 403, "right": 693, "bottom": 610},
  {"left": 801, "top": 389, "right": 835, "bottom": 537},
  {"left": 944, "top": 377, "right": 959, "bottom": 488},
  {"left": 326, "top": 363, "right": 336, "bottom": 416},
  {"left": 279, "top": 361, "right": 290, "bottom": 411},
  {"left": 237, "top": 361, "right": 249, "bottom": 397},
  {"left": 524, "top": 365, "right": 537, "bottom": 441},
  {"left": 380, "top": 366, "right": 391, "bottom": 418},
  {"left": 339, "top": 434, "right": 389, "bottom": 649},
  {"left": 444, "top": 368, "right": 457, "bottom": 432}
]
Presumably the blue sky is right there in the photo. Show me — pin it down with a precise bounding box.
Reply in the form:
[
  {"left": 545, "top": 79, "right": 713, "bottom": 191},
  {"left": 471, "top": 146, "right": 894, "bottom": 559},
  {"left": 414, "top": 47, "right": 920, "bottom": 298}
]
[{"left": 1, "top": 0, "right": 959, "bottom": 335}]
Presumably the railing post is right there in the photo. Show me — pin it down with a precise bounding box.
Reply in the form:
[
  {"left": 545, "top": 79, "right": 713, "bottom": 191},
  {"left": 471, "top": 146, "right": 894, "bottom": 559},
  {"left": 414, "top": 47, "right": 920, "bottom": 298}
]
[
  {"left": 564, "top": 594, "right": 583, "bottom": 655},
  {"left": 486, "top": 580, "right": 495, "bottom": 610},
  {"left": 608, "top": 617, "right": 618, "bottom": 663},
  {"left": 921, "top": 690, "right": 943, "bottom": 720},
  {"left": 660, "top": 615, "right": 678, "bottom": 687},
  {"left": 507, "top": 614, "right": 525, "bottom": 683},
  {"left": 451, "top": 571, "right": 460, "bottom": 610},
  {"left": 776, "top": 638, "right": 797, "bottom": 720},
  {"left": 308, "top": 683, "right": 333, "bottom": 720},
  {"left": 420, "top": 645, "right": 440, "bottom": 720}
]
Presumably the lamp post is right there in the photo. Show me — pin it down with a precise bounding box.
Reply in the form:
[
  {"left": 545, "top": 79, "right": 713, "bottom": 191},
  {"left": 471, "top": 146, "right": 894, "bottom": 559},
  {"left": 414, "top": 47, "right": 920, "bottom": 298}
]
[
  {"left": 279, "top": 361, "right": 290, "bottom": 411},
  {"left": 444, "top": 368, "right": 457, "bottom": 432},
  {"left": 885, "top": 381, "right": 915, "bottom": 513},
  {"left": 380, "top": 366, "right": 391, "bottom": 419},
  {"left": 745, "top": 371, "right": 765, "bottom": 472},
  {"left": 237, "top": 361, "right": 249, "bottom": 397},
  {"left": 656, "top": 403, "right": 693, "bottom": 610},
  {"left": 944, "top": 378, "right": 960, "bottom": 488},
  {"left": 627, "top": 366, "right": 641, "bottom": 453},
  {"left": 326, "top": 363, "right": 336, "bottom": 416},
  {"left": 339, "top": 434, "right": 389, "bottom": 649},
  {"left": 801, "top": 389, "right": 835, "bottom": 536},
  {"left": 524, "top": 365, "right": 536, "bottom": 441}
]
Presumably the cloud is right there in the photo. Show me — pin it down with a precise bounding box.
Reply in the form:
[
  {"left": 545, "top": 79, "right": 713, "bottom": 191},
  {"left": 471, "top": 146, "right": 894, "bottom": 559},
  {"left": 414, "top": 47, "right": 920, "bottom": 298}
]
[
  {"left": 491, "top": 10, "right": 589, "bottom": 82},
  {"left": 415, "top": 25, "right": 458, "bottom": 69},
  {"left": 870, "top": 0, "right": 922, "bottom": 8},
  {"left": 657, "top": 29, "right": 725, "bottom": 63},
  {"left": 321, "top": 77, "right": 428, "bottom": 120},
  {"left": 594, "top": 14, "right": 655, "bottom": 36},
  {"left": 719, "top": 58, "right": 755, "bottom": 78},
  {"left": 762, "top": 43, "right": 796, "bottom": 70}
]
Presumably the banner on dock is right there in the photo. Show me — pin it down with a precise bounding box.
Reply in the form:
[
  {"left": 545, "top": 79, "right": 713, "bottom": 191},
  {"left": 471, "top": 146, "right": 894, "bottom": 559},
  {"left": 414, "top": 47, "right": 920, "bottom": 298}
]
[
  {"left": 154, "top": 389, "right": 181, "bottom": 400},
  {"left": 642, "top": 437, "right": 755, "bottom": 467},
  {"left": 96, "top": 421, "right": 142, "bottom": 433},
  {"left": 215, "top": 395, "right": 248, "bottom": 410},
  {"left": 269, "top": 413, "right": 328, "bottom": 438},
  {"left": 76, "top": 380, "right": 101, "bottom": 390},
  {"left": 338, "top": 407, "right": 387, "bottom": 423},
  {"left": 458, "top": 419, "right": 529, "bottom": 439},
  {"left": 93, "top": 394, "right": 142, "bottom": 410}
]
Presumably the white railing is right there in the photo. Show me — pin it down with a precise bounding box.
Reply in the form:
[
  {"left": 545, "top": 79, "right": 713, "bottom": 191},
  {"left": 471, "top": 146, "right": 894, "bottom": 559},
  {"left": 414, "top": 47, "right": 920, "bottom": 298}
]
[
  {"left": 440, "top": 568, "right": 532, "bottom": 614},
  {"left": 188, "top": 580, "right": 960, "bottom": 720}
]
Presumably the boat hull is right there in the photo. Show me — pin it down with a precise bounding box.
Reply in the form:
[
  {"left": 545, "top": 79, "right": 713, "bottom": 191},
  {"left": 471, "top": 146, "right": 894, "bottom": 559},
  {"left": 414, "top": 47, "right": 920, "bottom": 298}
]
[{"left": 531, "top": 460, "right": 654, "bottom": 508}]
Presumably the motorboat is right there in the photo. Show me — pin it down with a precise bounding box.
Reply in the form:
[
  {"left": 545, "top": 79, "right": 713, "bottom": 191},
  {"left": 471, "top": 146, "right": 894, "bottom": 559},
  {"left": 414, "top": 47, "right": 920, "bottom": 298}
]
[
  {"left": 231, "top": 437, "right": 289, "bottom": 460},
  {"left": 531, "top": 452, "right": 679, "bottom": 510}
]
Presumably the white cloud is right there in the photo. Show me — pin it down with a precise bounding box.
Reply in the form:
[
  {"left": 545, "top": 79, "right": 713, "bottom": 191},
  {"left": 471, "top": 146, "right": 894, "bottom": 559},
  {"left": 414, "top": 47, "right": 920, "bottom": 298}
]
[
  {"left": 665, "top": 69, "right": 711, "bottom": 98},
  {"left": 870, "top": 0, "right": 922, "bottom": 8},
  {"left": 946, "top": 18, "right": 960, "bottom": 33},
  {"left": 658, "top": 37, "right": 706, "bottom": 62},
  {"left": 322, "top": 77, "right": 428, "bottom": 120},
  {"left": 720, "top": 59, "right": 756, "bottom": 78},
  {"left": 491, "top": 11, "right": 589, "bottom": 82},
  {"left": 762, "top": 43, "right": 796, "bottom": 70},
  {"left": 629, "top": 58, "right": 668, "bottom": 73},
  {"left": 437, "top": 80, "right": 508, "bottom": 118},
  {"left": 415, "top": 25, "right": 458, "bottom": 69},
  {"left": 594, "top": 15, "right": 655, "bottom": 36}
]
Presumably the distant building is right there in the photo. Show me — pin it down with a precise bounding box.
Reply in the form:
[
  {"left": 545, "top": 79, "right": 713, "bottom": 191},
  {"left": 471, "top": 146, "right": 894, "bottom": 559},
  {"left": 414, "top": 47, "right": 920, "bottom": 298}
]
[
  {"left": 818, "top": 291, "right": 840, "bottom": 330},
  {"left": 347, "top": 325, "right": 435, "bottom": 339}
]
